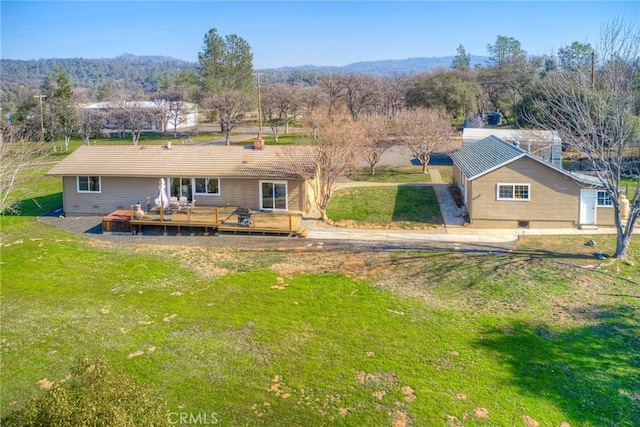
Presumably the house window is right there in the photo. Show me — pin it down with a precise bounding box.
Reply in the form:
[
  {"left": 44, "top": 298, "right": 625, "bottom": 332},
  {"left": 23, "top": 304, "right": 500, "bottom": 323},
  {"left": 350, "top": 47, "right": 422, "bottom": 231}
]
[
  {"left": 597, "top": 191, "right": 613, "bottom": 207},
  {"left": 170, "top": 177, "right": 192, "bottom": 200},
  {"left": 260, "top": 181, "right": 287, "bottom": 210},
  {"left": 497, "top": 183, "right": 530, "bottom": 201},
  {"left": 77, "top": 176, "right": 101, "bottom": 193},
  {"left": 195, "top": 178, "right": 220, "bottom": 195}
]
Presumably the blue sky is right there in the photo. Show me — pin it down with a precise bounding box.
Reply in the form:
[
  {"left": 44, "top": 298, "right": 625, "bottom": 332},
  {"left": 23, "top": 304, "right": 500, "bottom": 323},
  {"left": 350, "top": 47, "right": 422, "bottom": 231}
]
[{"left": 1, "top": 1, "right": 638, "bottom": 68}]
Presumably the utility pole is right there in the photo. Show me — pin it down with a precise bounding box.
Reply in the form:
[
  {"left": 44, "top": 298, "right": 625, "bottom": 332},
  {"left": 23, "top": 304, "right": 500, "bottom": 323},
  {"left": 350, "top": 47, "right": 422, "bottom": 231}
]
[
  {"left": 253, "top": 73, "right": 264, "bottom": 149},
  {"left": 34, "top": 94, "right": 46, "bottom": 143},
  {"left": 254, "top": 73, "right": 263, "bottom": 138}
]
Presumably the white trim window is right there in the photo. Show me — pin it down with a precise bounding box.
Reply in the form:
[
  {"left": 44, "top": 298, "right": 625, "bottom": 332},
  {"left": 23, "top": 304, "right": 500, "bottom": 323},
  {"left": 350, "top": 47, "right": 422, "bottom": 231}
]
[
  {"left": 77, "top": 176, "right": 101, "bottom": 193},
  {"left": 194, "top": 178, "right": 220, "bottom": 195},
  {"left": 597, "top": 190, "right": 613, "bottom": 207},
  {"left": 497, "top": 183, "right": 530, "bottom": 201},
  {"left": 260, "top": 180, "right": 288, "bottom": 210}
]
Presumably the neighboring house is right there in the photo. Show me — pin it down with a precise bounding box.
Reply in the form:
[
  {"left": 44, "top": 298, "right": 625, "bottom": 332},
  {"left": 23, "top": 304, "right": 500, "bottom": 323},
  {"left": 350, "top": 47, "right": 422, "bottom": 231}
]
[
  {"left": 462, "top": 128, "right": 563, "bottom": 168},
  {"left": 46, "top": 145, "right": 314, "bottom": 216},
  {"left": 450, "top": 135, "right": 614, "bottom": 229},
  {"left": 83, "top": 101, "right": 198, "bottom": 132}
]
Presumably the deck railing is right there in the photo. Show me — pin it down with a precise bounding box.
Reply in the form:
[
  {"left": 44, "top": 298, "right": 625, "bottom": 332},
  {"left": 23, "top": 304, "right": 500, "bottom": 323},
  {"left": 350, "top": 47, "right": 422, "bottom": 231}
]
[{"left": 128, "top": 206, "right": 304, "bottom": 235}]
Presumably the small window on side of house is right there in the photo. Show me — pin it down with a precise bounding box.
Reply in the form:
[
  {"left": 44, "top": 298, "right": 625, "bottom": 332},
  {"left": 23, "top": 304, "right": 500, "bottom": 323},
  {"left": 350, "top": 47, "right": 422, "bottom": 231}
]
[
  {"left": 597, "top": 191, "right": 613, "bottom": 207},
  {"left": 497, "top": 183, "right": 530, "bottom": 201},
  {"left": 77, "top": 176, "right": 101, "bottom": 193}
]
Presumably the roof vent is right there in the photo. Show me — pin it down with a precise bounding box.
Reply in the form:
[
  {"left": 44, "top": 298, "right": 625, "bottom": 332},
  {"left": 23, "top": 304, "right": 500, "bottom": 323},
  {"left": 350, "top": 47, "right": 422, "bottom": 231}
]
[
  {"left": 513, "top": 141, "right": 520, "bottom": 148},
  {"left": 167, "top": 141, "right": 172, "bottom": 149}
]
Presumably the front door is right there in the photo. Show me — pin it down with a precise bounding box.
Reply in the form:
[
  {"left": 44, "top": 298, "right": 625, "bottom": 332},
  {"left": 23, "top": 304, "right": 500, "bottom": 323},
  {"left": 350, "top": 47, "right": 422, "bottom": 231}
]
[{"left": 580, "top": 189, "right": 597, "bottom": 225}]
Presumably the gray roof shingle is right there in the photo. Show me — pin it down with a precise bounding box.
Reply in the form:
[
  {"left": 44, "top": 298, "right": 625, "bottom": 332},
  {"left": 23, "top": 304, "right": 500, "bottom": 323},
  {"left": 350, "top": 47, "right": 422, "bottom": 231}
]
[{"left": 46, "top": 145, "right": 314, "bottom": 179}]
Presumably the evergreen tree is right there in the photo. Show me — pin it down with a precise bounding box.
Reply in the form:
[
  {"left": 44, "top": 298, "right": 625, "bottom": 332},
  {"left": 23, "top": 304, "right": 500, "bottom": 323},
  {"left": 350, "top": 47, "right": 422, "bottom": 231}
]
[
  {"left": 45, "top": 66, "right": 77, "bottom": 151},
  {"left": 198, "top": 28, "right": 254, "bottom": 95},
  {"left": 451, "top": 44, "right": 471, "bottom": 71}
]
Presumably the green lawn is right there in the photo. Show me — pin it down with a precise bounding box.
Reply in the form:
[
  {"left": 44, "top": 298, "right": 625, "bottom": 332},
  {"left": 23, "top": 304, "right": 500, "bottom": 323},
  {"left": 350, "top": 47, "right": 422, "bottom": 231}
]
[
  {"left": 349, "top": 166, "right": 454, "bottom": 183},
  {"left": 326, "top": 185, "right": 442, "bottom": 228},
  {"left": 1, "top": 161, "right": 639, "bottom": 426},
  {"left": 2, "top": 212, "right": 638, "bottom": 425},
  {"left": 232, "top": 132, "right": 306, "bottom": 146}
]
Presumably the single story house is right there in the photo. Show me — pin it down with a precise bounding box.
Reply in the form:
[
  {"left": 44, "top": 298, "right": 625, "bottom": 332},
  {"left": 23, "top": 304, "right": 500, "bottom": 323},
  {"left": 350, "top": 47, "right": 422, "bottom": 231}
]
[
  {"left": 450, "top": 135, "right": 614, "bottom": 229},
  {"left": 46, "top": 144, "right": 314, "bottom": 216},
  {"left": 462, "top": 128, "right": 563, "bottom": 168}
]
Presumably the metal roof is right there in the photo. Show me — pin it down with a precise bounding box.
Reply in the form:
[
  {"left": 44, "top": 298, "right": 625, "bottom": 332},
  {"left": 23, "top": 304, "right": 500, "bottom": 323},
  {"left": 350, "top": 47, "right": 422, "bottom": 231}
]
[
  {"left": 46, "top": 145, "right": 314, "bottom": 179},
  {"left": 450, "top": 135, "right": 605, "bottom": 187},
  {"left": 462, "top": 128, "right": 561, "bottom": 145},
  {"left": 450, "top": 135, "right": 524, "bottom": 179}
]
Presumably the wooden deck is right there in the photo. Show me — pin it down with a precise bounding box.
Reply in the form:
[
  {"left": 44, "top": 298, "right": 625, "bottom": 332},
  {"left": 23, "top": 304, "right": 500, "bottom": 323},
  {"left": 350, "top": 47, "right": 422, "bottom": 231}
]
[{"left": 118, "top": 206, "right": 306, "bottom": 236}]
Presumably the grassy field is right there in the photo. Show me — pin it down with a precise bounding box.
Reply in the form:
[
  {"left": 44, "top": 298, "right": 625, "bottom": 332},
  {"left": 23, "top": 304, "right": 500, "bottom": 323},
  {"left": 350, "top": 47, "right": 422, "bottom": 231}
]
[
  {"left": 1, "top": 160, "right": 639, "bottom": 426},
  {"left": 54, "top": 132, "right": 231, "bottom": 150},
  {"left": 348, "top": 166, "right": 453, "bottom": 184},
  {"left": 326, "top": 186, "right": 443, "bottom": 228}
]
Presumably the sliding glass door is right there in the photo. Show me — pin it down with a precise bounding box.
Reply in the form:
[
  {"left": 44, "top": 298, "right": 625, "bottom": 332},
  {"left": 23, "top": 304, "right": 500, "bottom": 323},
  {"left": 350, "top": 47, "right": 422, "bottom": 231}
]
[
  {"left": 170, "top": 177, "right": 193, "bottom": 201},
  {"left": 260, "top": 181, "right": 287, "bottom": 210}
]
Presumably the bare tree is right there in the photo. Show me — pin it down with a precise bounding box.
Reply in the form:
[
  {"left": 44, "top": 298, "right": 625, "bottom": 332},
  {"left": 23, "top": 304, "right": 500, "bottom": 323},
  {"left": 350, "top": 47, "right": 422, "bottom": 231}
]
[
  {"left": 0, "top": 127, "right": 48, "bottom": 214},
  {"left": 261, "top": 83, "right": 295, "bottom": 143},
  {"left": 298, "top": 107, "right": 365, "bottom": 221},
  {"left": 152, "top": 99, "right": 171, "bottom": 133},
  {"left": 167, "top": 100, "right": 192, "bottom": 137},
  {"left": 106, "top": 100, "right": 129, "bottom": 139},
  {"left": 317, "top": 74, "right": 345, "bottom": 116},
  {"left": 297, "top": 84, "right": 328, "bottom": 118},
  {"left": 395, "top": 108, "right": 455, "bottom": 173},
  {"left": 78, "top": 108, "right": 104, "bottom": 146},
  {"left": 379, "top": 75, "right": 409, "bottom": 118},
  {"left": 126, "top": 103, "right": 152, "bottom": 146},
  {"left": 360, "top": 114, "right": 394, "bottom": 176},
  {"left": 340, "top": 74, "right": 382, "bottom": 120},
  {"left": 527, "top": 18, "right": 640, "bottom": 259},
  {"left": 204, "top": 91, "right": 253, "bottom": 145},
  {"left": 153, "top": 88, "right": 192, "bottom": 136}
]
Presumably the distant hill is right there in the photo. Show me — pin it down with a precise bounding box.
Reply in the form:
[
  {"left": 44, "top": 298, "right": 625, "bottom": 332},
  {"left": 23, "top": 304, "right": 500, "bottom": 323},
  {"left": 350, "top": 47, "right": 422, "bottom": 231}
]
[
  {"left": 0, "top": 54, "right": 488, "bottom": 99},
  {"left": 0, "top": 54, "right": 196, "bottom": 94},
  {"left": 258, "top": 55, "right": 488, "bottom": 83},
  {"left": 289, "top": 55, "right": 487, "bottom": 76}
]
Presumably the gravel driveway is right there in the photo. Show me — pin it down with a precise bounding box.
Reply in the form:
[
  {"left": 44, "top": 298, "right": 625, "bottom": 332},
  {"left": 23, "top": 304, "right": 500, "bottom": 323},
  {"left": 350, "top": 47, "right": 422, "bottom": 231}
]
[{"left": 38, "top": 213, "right": 517, "bottom": 254}]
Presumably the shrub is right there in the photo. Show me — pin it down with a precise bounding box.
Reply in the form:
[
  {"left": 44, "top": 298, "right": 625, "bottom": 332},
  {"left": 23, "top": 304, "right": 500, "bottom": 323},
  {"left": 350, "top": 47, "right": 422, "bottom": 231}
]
[
  {"left": 486, "top": 112, "right": 502, "bottom": 125},
  {"left": 2, "top": 356, "right": 168, "bottom": 427}
]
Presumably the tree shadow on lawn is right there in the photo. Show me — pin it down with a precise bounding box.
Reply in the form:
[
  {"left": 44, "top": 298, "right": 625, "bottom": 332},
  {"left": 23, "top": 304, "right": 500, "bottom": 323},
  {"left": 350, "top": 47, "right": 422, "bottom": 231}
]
[
  {"left": 474, "top": 304, "right": 640, "bottom": 425},
  {"left": 4, "top": 193, "right": 62, "bottom": 217},
  {"left": 391, "top": 185, "right": 442, "bottom": 224}
]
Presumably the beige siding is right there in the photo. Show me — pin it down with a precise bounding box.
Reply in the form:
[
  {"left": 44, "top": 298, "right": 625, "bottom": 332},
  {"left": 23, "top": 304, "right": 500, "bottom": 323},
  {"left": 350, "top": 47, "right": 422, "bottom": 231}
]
[
  {"left": 466, "top": 179, "right": 475, "bottom": 219},
  {"left": 595, "top": 206, "right": 616, "bottom": 226},
  {"left": 63, "top": 176, "right": 159, "bottom": 215},
  {"left": 61, "top": 176, "right": 307, "bottom": 215},
  {"left": 468, "top": 157, "right": 584, "bottom": 229}
]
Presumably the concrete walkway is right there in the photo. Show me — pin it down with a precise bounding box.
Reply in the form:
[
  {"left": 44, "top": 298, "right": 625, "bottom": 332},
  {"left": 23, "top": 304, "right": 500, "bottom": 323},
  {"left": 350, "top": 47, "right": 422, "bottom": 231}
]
[
  {"left": 303, "top": 175, "right": 633, "bottom": 244},
  {"left": 425, "top": 168, "right": 465, "bottom": 229}
]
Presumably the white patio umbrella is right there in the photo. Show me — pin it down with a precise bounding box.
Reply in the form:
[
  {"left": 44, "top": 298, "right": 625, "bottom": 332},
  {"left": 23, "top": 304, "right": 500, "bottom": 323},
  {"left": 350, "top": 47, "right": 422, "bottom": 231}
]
[{"left": 156, "top": 178, "right": 170, "bottom": 210}]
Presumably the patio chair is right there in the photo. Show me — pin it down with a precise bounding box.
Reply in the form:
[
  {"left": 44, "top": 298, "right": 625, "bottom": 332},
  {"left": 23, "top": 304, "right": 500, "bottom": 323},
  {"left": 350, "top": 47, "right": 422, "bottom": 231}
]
[{"left": 169, "top": 196, "right": 180, "bottom": 212}]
